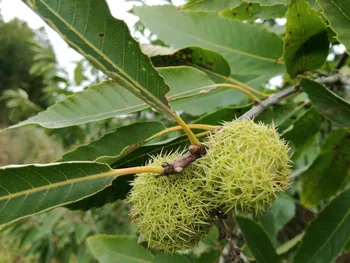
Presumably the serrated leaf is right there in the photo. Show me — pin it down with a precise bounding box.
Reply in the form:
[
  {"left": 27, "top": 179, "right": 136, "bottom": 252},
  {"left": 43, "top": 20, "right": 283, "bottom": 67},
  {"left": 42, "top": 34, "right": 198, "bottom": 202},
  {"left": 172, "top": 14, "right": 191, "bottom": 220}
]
[
  {"left": 59, "top": 122, "right": 165, "bottom": 162},
  {"left": 0, "top": 162, "right": 114, "bottom": 226},
  {"left": 87, "top": 235, "right": 154, "bottom": 263},
  {"left": 301, "top": 129, "right": 350, "bottom": 206},
  {"left": 220, "top": 2, "right": 287, "bottom": 21},
  {"left": 134, "top": 5, "right": 284, "bottom": 75},
  {"left": 182, "top": 0, "right": 289, "bottom": 12},
  {"left": 68, "top": 134, "right": 192, "bottom": 210},
  {"left": 143, "top": 45, "right": 231, "bottom": 76},
  {"left": 294, "top": 188, "right": 350, "bottom": 263},
  {"left": 6, "top": 67, "right": 216, "bottom": 130},
  {"left": 301, "top": 78, "right": 350, "bottom": 127},
  {"left": 318, "top": 0, "right": 350, "bottom": 52},
  {"left": 23, "top": 0, "right": 173, "bottom": 119},
  {"left": 66, "top": 174, "right": 133, "bottom": 211},
  {"left": 236, "top": 215, "right": 279, "bottom": 263},
  {"left": 283, "top": 0, "right": 329, "bottom": 78}
]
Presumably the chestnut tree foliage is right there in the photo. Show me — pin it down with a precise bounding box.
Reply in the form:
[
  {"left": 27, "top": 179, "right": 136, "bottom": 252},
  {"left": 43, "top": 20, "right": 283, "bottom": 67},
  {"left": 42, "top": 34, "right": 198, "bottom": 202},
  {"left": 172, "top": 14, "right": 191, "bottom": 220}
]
[{"left": 0, "top": 0, "right": 350, "bottom": 262}]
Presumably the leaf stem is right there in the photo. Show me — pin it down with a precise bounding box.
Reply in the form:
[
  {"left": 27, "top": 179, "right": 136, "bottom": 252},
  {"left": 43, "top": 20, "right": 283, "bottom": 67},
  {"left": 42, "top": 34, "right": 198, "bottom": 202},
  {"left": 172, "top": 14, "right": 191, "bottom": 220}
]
[
  {"left": 200, "top": 84, "right": 262, "bottom": 102},
  {"left": 103, "top": 166, "right": 164, "bottom": 178},
  {"left": 146, "top": 124, "right": 218, "bottom": 142},
  {"left": 107, "top": 72, "right": 201, "bottom": 146},
  {"left": 193, "top": 66, "right": 268, "bottom": 98},
  {"left": 171, "top": 114, "right": 202, "bottom": 146}
]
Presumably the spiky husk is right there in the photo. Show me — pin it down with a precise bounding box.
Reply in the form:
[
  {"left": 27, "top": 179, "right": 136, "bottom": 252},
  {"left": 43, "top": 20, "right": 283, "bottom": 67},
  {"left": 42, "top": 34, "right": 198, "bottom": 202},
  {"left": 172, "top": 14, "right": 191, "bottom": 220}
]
[
  {"left": 128, "top": 151, "right": 214, "bottom": 253},
  {"left": 198, "top": 120, "right": 291, "bottom": 214}
]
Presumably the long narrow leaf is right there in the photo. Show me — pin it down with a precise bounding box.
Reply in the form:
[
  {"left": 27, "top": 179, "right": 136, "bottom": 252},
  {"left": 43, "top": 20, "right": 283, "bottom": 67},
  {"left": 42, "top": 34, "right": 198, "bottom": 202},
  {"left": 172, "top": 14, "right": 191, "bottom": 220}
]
[
  {"left": 294, "top": 189, "right": 350, "bottom": 263},
  {"left": 23, "top": 0, "right": 172, "bottom": 117},
  {"left": 134, "top": 5, "right": 284, "bottom": 75},
  {"left": 7, "top": 67, "right": 216, "bottom": 130},
  {"left": 0, "top": 162, "right": 113, "bottom": 226}
]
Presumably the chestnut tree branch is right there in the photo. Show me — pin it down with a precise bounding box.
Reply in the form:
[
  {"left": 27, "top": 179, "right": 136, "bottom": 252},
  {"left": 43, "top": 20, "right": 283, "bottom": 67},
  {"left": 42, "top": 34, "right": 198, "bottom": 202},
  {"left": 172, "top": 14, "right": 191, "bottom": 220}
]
[
  {"left": 160, "top": 71, "right": 350, "bottom": 176},
  {"left": 238, "top": 85, "right": 300, "bottom": 120}
]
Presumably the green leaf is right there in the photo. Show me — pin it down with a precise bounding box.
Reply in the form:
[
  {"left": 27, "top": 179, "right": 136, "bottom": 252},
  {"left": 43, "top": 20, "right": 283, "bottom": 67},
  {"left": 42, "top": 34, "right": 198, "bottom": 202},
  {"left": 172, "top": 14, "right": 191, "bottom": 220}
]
[
  {"left": 318, "top": 0, "right": 350, "bottom": 52},
  {"left": 143, "top": 45, "right": 231, "bottom": 76},
  {"left": 87, "top": 235, "right": 190, "bottom": 263},
  {"left": 7, "top": 66, "right": 216, "bottom": 130},
  {"left": 74, "top": 60, "right": 88, "bottom": 86},
  {"left": 66, "top": 174, "right": 133, "bottom": 210},
  {"left": 301, "top": 129, "right": 350, "bottom": 206},
  {"left": 155, "top": 253, "right": 191, "bottom": 263},
  {"left": 276, "top": 232, "right": 304, "bottom": 255},
  {"left": 194, "top": 251, "right": 220, "bottom": 263},
  {"left": 282, "top": 108, "right": 323, "bottom": 161},
  {"left": 59, "top": 122, "right": 165, "bottom": 162},
  {"left": 220, "top": 2, "right": 287, "bottom": 21},
  {"left": 75, "top": 224, "right": 91, "bottom": 245},
  {"left": 182, "top": 0, "right": 289, "bottom": 12},
  {"left": 301, "top": 78, "right": 350, "bottom": 127},
  {"left": 344, "top": 240, "right": 350, "bottom": 253},
  {"left": 283, "top": 0, "right": 329, "bottom": 78},
  {"left": 294, "top": 188, "right": 350, "bottom": 263},
  {"left": 0, "top": 162, "right": 114, "bottom": 226},
  {"left": 256, "top": 100, "right": 300, "bottom": 128},
  {"left": 68, "top": 134, "right": 193, "bottom": 210},
  {"left": 259, "top": 194, "right": 296, "bottom": 244},
  {"left": 270, "top": 194, "right": 296, "bottom": 232},
  {"left": 192, "top": 105, "right": 251, "bottom": 125},
  {"left": 134, "top": 5, "right": 284, "bottom": 75},
  {"left": 23, "top": 0, "right": 173, "bottom": 118},
  {"left": 87, "top": 235, "right": 154, "bottom": 263},
  {"left": 10, "top": 81, "right": 146, "bottom": 129},
  {"left": 236, "top": 215, "right": 279, "bottom": 263}
]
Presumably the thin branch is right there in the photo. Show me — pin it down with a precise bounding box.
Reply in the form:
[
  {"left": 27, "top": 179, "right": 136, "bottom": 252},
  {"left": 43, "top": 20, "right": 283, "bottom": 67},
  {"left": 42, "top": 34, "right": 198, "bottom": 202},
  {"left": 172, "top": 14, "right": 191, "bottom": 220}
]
[
  {"left": 160, "top": 71, "right": 350, "bottom": 175},
  {"left": 216, "top": 211, "right": 243, "bottom": 263},
  {"left": 334, "top": 53, "right": 349, "bottom": 70},
  {"left": 238, "top": 85, "right": 300, "bottom": 120},
  {"left": 315, "top": 74, "right": 350, "bottom": 86}
]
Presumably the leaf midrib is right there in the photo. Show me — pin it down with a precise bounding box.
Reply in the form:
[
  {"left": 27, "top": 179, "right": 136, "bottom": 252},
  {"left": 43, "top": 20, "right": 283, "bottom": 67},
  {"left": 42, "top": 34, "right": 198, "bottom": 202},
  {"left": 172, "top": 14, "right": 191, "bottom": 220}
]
[
  {"left": 0, "top": 165, "right": 114, "bottom": 202},
  {"left": 329, "top": 0, "right": 350, "bottom": 21},
  {"left": 36, "top": 0, "right": 172, "bottom": 114},
  {"left": 183, "top": 31, "right": 284, "bottom": 64}
]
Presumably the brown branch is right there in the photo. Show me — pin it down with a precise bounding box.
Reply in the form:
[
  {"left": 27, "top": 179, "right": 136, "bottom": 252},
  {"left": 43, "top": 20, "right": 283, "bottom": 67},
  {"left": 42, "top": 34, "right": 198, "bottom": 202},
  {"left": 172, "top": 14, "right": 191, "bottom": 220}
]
[
  {"left": 161, "top": 145, "right": 206, "bottom": 175},
  {"left": 334, "top": 53, "right": 349, "bottom": 70},
  {"left": 216, "top": 211, "right": 243, "bottom": 263},
  {"left": 238, "top": 85, "right": 300, "bottom": 120}
]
